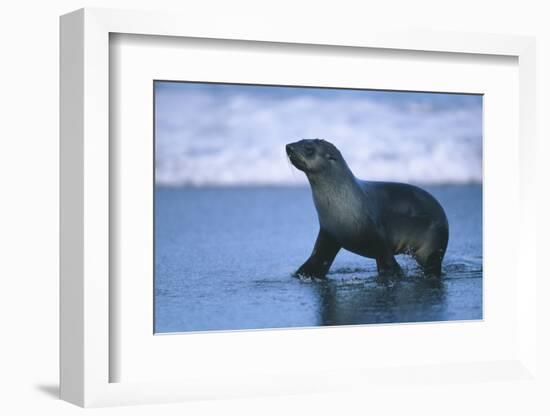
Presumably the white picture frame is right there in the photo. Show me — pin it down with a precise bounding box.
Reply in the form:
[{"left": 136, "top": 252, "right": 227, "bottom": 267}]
[{"left": 60, "top": 7, "right": 538, "bottom": 408}]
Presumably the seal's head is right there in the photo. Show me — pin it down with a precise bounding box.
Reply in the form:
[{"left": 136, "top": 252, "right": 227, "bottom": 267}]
[{"left": 285, "top": 139, "right": 343, "bottom": 175}]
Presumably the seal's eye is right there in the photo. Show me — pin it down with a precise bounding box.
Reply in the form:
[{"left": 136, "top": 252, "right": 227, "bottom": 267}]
[{"left": 304, "top": 144, "right": 315, "bottom": 156}]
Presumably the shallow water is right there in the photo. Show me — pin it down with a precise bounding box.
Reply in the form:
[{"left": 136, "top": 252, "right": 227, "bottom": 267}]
[{"left": 154, "top": 185, "right": 482, "bottom": 333}]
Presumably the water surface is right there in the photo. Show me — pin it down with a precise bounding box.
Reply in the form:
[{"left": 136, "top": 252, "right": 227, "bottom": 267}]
[{"left": 155, "top": 185, "right": 482, "bottom": 333}]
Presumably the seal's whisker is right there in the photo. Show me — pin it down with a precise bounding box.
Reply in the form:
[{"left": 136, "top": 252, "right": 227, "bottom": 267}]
[{"left": 286, "top": 154, "right": 298, "bottom": 181}]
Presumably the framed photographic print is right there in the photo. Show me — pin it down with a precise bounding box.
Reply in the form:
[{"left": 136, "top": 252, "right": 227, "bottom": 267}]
[
  {"left": 60, "top": 8, "right": 538, "bottom": 407},
  {"left": 153, "top": 81, "right": 483, "bottom": 334}
]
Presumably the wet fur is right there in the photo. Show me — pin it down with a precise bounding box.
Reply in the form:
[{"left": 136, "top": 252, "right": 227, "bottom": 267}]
[{"left": 286, "top": 139, "right": 449, "bottom": 279}]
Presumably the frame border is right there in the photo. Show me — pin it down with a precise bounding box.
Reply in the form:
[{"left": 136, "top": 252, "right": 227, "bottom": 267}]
[{"left": 60, "top": 7, "right": 537, "bottom": 407}]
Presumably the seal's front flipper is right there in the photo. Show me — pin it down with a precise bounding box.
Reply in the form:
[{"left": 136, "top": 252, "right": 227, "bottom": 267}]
[{"left": 294, "top": 229, "right": 340, "bottom": 279}]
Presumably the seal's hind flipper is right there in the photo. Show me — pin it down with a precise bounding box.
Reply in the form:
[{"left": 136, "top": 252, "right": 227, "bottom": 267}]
[{"left": 376, "top": 254, "right": 404, "bottom": 278}]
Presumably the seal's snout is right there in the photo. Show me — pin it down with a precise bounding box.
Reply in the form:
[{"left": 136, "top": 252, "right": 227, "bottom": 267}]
[
  {"left": 286, "top": 143, "right": 301, "bottom": 161},
  {"left": 285, "top": 143, "right": 296, "bottom": 157},
  {"left": 286, "top": 141, "right": 307, "bottom": 171}
]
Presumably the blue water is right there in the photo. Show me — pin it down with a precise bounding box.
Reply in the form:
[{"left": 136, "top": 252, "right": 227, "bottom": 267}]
[{"left": 154, "top": 185, "right": 482, "bottom": 333}]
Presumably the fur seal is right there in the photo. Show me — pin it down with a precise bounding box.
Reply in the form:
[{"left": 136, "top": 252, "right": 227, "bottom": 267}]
[{"left": 286, "top": 139, "right": 449, "bottom": 278}]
